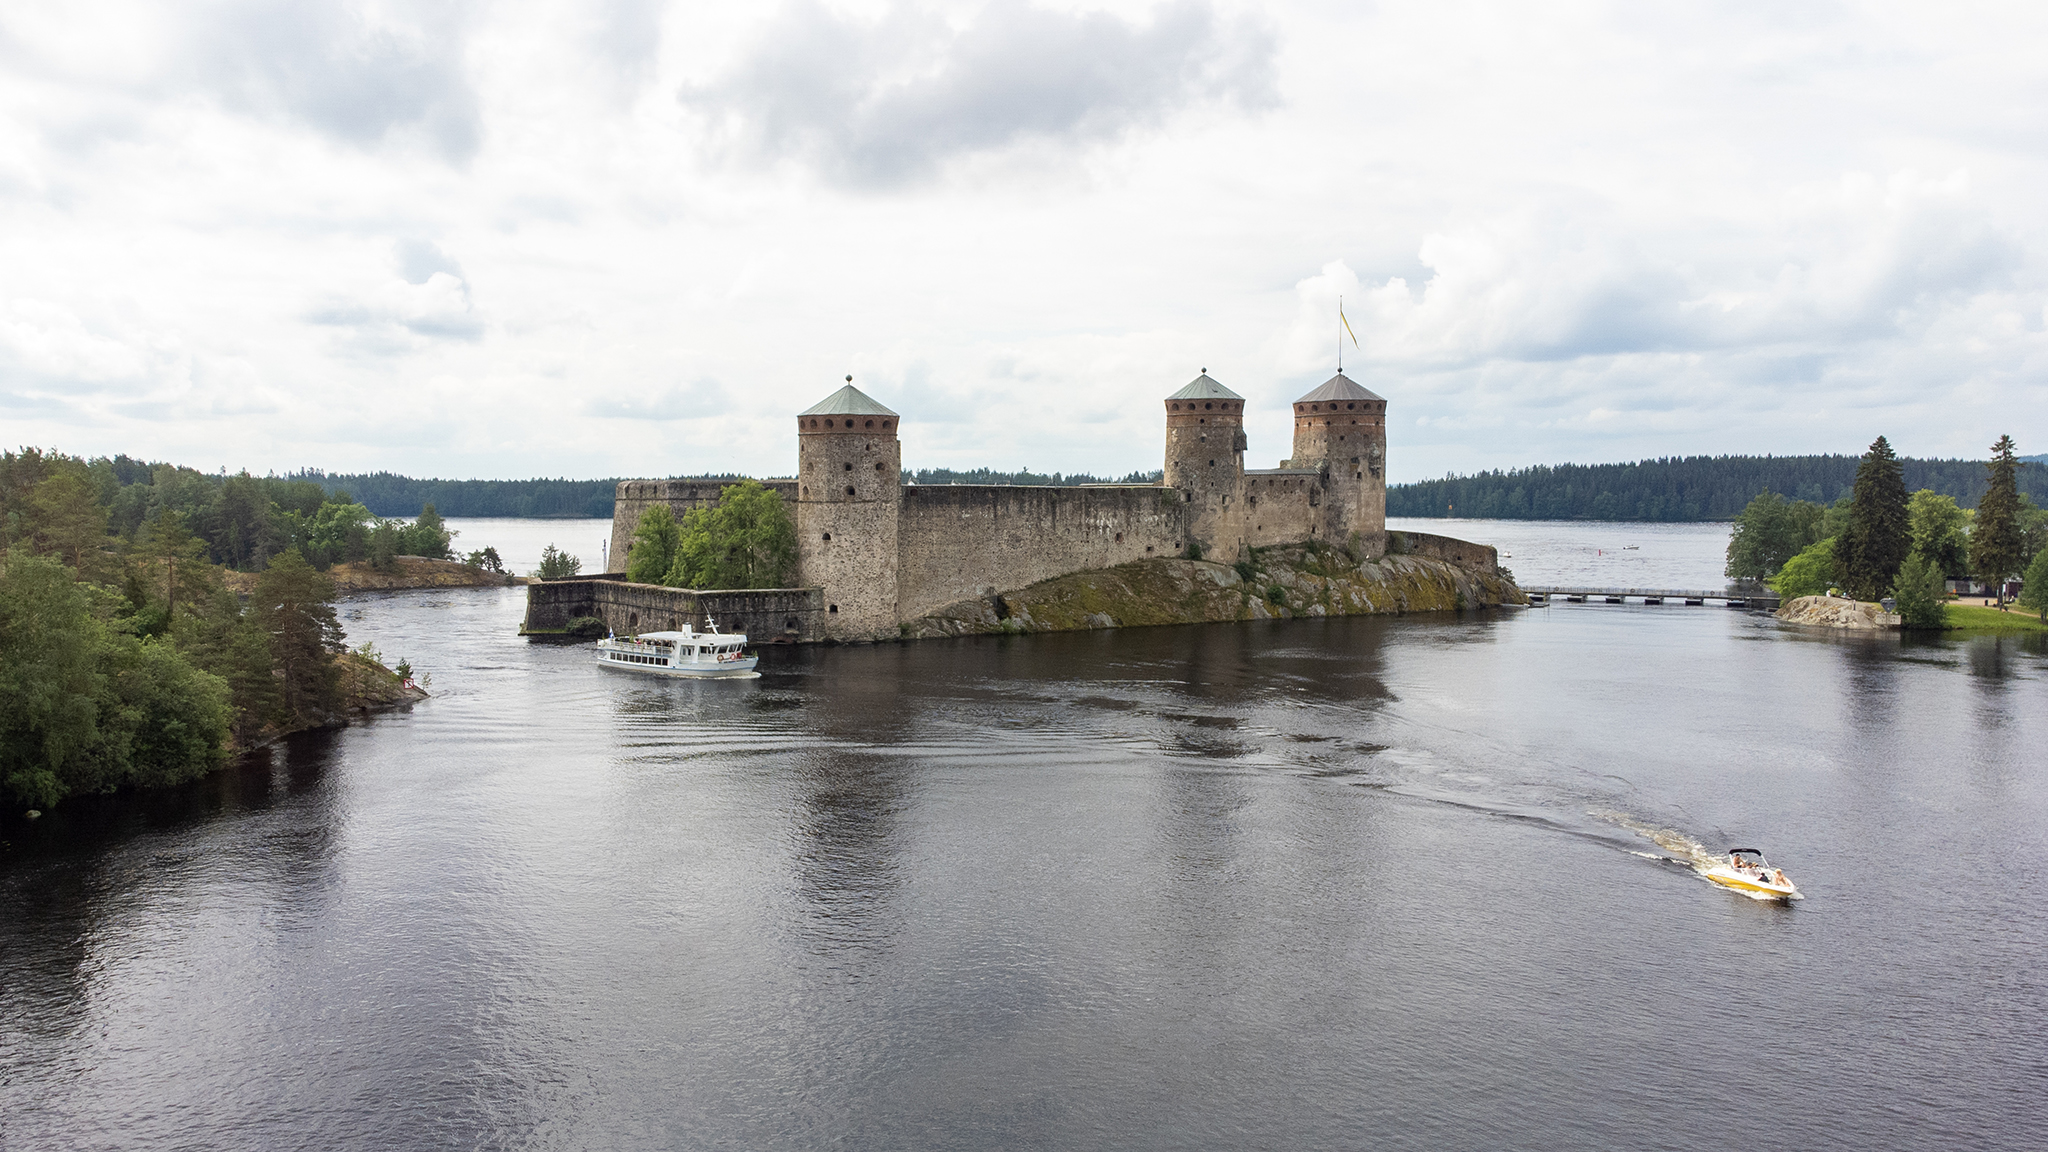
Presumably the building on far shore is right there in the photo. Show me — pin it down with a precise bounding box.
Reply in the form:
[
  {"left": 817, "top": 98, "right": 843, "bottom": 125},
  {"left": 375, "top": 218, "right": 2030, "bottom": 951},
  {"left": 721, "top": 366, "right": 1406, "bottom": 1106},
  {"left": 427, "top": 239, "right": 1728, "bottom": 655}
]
[{"left": 607, "top": 371, "right": 1394, "bottom": 641}]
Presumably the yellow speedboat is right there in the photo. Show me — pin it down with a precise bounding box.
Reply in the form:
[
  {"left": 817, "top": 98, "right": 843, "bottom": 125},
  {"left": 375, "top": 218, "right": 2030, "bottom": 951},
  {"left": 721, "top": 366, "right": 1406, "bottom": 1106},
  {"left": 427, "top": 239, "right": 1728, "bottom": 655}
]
[{"left": 1703, "top": 848, "right": 1801, "bottom": 900}]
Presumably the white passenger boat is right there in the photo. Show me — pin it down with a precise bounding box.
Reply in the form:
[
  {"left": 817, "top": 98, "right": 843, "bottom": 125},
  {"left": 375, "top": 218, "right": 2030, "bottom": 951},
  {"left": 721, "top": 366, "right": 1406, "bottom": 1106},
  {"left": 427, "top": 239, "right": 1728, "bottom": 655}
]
[
  {"left": 594, "top": 619, "right": 759, "bottom": 678},
  {"left": 1703, "top": 847, "right": 1800, "bottom": 900}
]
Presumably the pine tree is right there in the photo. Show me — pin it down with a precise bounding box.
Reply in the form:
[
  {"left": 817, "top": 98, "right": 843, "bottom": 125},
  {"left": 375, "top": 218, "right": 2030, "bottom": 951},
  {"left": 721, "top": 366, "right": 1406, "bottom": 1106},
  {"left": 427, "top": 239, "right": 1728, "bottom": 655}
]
[
  {"left": 1970, "top": 435, "right": 2022, "bottom": 603},
  {"left": 252, "top": 548, "right": 342, "bottom": 726},
  {"left": 1838, "top": 436, "right": 1909, "bottom": 601}
]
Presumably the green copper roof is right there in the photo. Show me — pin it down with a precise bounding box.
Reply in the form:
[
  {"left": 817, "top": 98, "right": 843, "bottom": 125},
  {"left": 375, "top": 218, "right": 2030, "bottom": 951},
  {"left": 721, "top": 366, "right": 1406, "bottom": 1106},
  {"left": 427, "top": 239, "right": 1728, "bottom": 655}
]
[
  {"left": 1167, "top": 373, "right": 1243, "bottom": 401},
  {"left": 1294, "top": 373, "right": 1384, "bottom": 404},
  {"left": 800, "top": 383, "right": 897, "bottom": 417}
]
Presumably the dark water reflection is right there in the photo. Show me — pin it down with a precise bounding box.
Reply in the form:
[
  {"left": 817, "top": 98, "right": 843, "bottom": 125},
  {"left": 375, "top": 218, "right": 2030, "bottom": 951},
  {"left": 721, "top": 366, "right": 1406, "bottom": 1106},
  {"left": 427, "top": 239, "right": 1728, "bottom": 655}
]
[{"left": 3, "top": 588, "right": 2045, "bottom": 1151}]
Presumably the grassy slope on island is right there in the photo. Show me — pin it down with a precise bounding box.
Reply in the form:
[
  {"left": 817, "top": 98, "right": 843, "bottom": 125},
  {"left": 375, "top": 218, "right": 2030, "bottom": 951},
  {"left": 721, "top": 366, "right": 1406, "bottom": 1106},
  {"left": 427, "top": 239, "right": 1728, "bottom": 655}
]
[{"left": 1942, "top": 604, "right": 2048, "bottom": 633}]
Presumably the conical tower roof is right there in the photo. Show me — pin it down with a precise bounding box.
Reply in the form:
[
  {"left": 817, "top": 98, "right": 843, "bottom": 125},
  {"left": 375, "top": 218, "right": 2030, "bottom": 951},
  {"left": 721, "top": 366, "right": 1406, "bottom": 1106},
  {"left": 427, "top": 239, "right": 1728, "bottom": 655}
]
[
  {"left": 1294, "top": 372, "right": 1384, "bottom": 404},
  {"left": 800, "top": 382, "right": 897, "bottom": 417},
  {"left": 1167, "top": 372, "right": 1244, "bottom": 402}
]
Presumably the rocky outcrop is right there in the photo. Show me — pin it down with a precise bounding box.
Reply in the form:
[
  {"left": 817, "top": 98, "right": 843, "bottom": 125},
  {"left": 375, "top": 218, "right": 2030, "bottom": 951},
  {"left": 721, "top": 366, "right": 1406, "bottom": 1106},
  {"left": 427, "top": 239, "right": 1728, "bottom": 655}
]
[
  {"left": 904, "top": 542, "right": 1524, "bottom": 639},
  {"left": 1775, "top": 595, "right": 1901, "bottom": 630}
]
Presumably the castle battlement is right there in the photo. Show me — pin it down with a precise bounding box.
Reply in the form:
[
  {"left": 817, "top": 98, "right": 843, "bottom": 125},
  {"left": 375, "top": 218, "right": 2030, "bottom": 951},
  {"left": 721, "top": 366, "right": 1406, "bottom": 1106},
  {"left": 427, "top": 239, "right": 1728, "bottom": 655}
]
[{"left": 609, "top": 370, "right": 1391, "bottom": 640}]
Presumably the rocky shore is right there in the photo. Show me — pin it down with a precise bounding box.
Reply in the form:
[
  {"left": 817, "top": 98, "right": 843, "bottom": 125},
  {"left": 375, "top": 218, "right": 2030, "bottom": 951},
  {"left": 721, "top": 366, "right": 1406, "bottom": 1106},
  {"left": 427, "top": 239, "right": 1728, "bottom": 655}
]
[
  {"left": 226, "top": 556, "right": 524, "bottom": 596},
  {"left": 904, "top": 542, "right": 1525, "bottom": 639},
  {"left": 1774, "top": 595, "right": 1901, "bottom": 630}
]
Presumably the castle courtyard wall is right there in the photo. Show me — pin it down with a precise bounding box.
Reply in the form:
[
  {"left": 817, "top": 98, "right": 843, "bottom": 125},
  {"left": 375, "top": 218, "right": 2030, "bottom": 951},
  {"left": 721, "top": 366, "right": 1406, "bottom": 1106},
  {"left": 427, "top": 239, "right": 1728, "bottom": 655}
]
[
  {"left": 895, "top": 484, "right": 1188, "bottom": 622},
  {"left": 1242, "top": 469, "right": 1321, "bottom": 548},
  {"left": 609, "top": 479, "right": 798, "bottom": 573}
]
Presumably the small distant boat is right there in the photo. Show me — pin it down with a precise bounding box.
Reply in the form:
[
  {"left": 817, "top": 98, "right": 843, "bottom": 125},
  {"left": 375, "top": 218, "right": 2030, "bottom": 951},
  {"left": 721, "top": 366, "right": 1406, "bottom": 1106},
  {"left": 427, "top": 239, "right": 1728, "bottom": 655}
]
[
  {"left": 595, "top": 618, "right": 758, "bottom": 678},
  {"left": 1703, "top": 848, "right": 1800, "bottom": 899},
  {"left": 1621, "top": 544, "right": 1640, "bottom": 550}
]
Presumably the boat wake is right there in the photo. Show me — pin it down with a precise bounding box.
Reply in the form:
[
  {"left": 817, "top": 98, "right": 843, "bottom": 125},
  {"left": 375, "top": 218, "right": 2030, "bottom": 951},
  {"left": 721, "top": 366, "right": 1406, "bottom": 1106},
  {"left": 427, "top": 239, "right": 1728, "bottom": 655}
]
[{"left": 1592, "top": 811, "right": 1800, "bottom": 901}]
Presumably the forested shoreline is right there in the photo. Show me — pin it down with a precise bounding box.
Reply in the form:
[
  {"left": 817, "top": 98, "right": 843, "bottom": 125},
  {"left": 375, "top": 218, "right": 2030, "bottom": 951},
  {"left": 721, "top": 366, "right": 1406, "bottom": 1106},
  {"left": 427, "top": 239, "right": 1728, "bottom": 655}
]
[
  {"left": 1389, "top": 453, "right": 2048, "bottom": 521},
  {"left": 1, "top": 449, "right": 450, "bottom": 813}
]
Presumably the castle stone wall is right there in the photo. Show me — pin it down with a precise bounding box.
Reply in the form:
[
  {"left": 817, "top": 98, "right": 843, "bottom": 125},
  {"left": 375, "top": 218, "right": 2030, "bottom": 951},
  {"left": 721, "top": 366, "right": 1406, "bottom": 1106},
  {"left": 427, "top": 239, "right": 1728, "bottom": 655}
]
[
  {"left": 1392, "top": 530, "right": 1498, "bottom": 573},
  {"left": 523, "top": 576, "right": 824, "bottom": 642},
  {"left": 895, "top": 485, "right": 1187, "bottom": 621}
]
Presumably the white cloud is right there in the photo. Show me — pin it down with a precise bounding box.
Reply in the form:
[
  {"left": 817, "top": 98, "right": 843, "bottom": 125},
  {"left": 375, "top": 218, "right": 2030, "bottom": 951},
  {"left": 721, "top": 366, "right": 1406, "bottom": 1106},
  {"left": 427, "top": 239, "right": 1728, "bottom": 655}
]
[{"left": 0, "top": 0, "right": 2044, "bottom": 480}]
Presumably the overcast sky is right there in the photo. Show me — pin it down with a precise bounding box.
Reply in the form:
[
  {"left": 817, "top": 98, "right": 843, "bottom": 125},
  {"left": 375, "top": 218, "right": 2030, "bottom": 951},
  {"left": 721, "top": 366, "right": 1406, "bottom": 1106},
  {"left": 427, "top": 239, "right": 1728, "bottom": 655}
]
[{"left": 3, "top": 1, "right": 2044, "bottom": 483}]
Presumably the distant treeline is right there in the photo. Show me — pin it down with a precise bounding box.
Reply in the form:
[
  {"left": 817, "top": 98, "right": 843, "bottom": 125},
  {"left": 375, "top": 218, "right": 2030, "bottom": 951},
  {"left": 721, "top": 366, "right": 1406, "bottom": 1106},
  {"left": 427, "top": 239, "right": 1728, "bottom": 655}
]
[
  {"left": 295, "top": 472, "right": 638, "bottom": 519},
  {"left": 907, "top": 467, "right": 1163, "bottom": 487},
  {"left": 1388, "top": 454, "right": 2048, "bottom": 522}
]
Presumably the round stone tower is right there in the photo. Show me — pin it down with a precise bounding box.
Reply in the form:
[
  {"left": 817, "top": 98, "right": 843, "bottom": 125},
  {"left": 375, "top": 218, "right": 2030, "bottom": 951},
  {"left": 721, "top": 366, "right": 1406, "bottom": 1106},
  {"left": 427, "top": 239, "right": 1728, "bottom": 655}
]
[
  {"left": 795, "top": 378, "right": 901, "bottom": 640},
  {"left": 1289, "top": 372, "right": 1387, "bottom": 543},
  {"left": 1162, "top": 371, "right": 1247, "bottom": 557}
]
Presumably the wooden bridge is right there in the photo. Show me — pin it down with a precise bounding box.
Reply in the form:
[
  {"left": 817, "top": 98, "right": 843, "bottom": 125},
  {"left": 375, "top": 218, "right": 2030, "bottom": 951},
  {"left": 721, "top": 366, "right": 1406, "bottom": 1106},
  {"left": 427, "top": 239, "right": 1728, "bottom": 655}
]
[{"left": 1521, "top": 586, "right": 1780, "bottom": 610}]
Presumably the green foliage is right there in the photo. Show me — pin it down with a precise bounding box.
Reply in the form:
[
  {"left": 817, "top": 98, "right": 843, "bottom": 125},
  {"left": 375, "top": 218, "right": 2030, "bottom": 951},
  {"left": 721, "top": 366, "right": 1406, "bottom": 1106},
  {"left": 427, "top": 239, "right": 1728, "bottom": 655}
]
[
  {"left": 405, "top": 503, "right": 453, "bottom": 559},
  {"left": 1388, "top": 452, "right": 2048, "bottom": 521},
  {"left": 1725, "top": 491, "right": 1829, "bottom": 579},
  {"left": 1233, "top": 559, "right": 1257, "bottom": 582},
  {"left": 1907, "top": 490, "right": 1971, "bottom": 578},
  {"left": 1264, "top": 584, "right": 1287, "bottom": 605},
  {"left": 369, "top": 520, "right": 400, "bottom": 572},
  {"left": 665, "top": 481, "right": 797, "bottom": 589},
  {"left": 0, "top": 548, "right": 231, "bottom": 810},
  {"left": 625, "top": 505, "right": 680, "bottom": 583},
  {"left": 2017, "top": 549, "right": 2048, "bottom": 622},
  {"left": 30, "top": 470, "right": 112, "bottom": 578},
  {"left": 1185, "top": 540, "right": 1204, "bottom": 561},
  {"left": 1892, "top": 553, "right": 1948, "bottom": 630},
  {"left": 1839, "top": 436, "right": 1910, "bottom": 601},
  {"left": 565, "top": 616, "right": 608, "bottom": 638},
  {"left": 1971, "top": 435, "right": 2024, "bottom": 595},
  {"left": 1768, "top": 537, "right": 1837, "bottom": 600},
  {"left": 535, "top": 544, "right": 583, "bottom": 581},
  {"left": 464, "top": 546, "right": 504, "bottom": 572},
  {"left": 3, "top": 450, "right": 502, "bottom": 576},
  {"left": 251, "top": 549, "right": 343, "bottom": 726}
]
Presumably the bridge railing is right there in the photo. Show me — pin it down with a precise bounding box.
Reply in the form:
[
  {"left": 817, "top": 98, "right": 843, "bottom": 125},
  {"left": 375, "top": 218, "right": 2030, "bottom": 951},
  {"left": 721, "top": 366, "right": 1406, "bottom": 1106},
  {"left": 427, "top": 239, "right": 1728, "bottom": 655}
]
[{"left": 1520, "top": 585, "right": 1780, "bottom": 607}]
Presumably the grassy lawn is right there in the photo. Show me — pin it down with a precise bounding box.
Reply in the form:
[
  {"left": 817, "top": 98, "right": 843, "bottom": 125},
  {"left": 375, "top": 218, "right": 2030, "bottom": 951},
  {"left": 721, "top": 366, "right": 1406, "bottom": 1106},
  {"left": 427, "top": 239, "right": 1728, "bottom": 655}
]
[{"left": 1944, "top": 603, "right": 2048, "bottom": 633}]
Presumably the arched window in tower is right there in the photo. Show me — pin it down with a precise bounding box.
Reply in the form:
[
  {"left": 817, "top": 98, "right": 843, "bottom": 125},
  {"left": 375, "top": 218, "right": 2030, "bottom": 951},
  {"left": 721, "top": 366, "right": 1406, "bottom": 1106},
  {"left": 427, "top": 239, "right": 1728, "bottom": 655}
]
[
  {"left": 874, "top": 462, "right": 883, "bottom": 471},
  {"left": 845, "top": 486, "right": 856, "bottom": 496},
  {"left": 865, "top": 419, "right": 874, "bottom": 428}
]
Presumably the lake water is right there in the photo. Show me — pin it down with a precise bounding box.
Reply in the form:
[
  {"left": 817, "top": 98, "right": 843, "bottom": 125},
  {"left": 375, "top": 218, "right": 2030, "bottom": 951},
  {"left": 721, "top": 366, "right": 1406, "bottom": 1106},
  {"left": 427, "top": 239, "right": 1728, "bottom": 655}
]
[
  {"left": 3, "top": 523, "right": 2044, "bottom": 1151},
  {"left": 1389, "top": 516, "right": 1736, "bottom": 588},
  {"left": 443, "top": 518, "right": 614, "bottom": 578}
]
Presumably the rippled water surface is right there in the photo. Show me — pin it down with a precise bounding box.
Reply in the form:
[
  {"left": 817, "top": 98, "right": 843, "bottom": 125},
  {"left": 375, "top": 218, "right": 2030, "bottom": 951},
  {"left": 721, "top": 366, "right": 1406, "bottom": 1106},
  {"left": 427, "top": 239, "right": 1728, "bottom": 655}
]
[{"left": 4, "top": 574, "right": 2045, "bottom": 1150}]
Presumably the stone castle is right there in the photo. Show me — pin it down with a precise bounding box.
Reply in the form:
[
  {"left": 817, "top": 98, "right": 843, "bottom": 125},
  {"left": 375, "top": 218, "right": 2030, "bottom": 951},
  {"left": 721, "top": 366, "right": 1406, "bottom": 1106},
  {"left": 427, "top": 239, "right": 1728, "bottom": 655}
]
[{"left": 599, "top": 370, "right": 1414, "bottom": 642}]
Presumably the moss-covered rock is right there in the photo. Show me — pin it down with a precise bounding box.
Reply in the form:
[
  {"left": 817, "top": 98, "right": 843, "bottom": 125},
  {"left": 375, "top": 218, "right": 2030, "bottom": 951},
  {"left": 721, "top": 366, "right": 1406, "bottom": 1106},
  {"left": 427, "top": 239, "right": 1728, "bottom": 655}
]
[{"left": 904, "top": 543, "right": 1524, "bottom": 639}]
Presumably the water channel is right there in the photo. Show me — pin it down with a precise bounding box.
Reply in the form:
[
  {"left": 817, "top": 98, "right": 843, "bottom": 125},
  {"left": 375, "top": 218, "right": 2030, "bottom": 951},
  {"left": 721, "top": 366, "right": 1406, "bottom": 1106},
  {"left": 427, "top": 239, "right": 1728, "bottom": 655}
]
[{"left": 2, "top": 523, "right": 2043, "bottom": 1150}]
